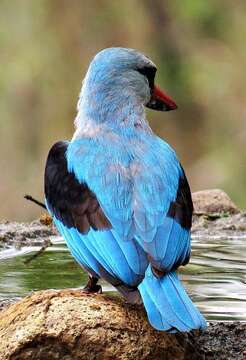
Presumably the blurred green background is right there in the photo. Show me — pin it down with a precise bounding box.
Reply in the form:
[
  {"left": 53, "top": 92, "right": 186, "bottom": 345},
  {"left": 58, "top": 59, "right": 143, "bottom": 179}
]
[{"left": 0, "top": 0, "right": 245, "bottom": 221}]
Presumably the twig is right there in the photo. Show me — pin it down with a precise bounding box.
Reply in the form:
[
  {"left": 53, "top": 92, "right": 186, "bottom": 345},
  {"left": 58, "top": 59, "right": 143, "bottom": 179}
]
[
  {"left": 24, "top": 239, "right": 52, "bottom": 264},
  {"left": 24, "top": 194, "right": 47, "bottom": 209}
]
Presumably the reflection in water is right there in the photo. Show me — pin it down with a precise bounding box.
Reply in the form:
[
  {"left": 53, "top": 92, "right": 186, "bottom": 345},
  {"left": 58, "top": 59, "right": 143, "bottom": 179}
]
[
  {"left": 0, "top": 235, "right": 245, "bottom": 321},
  {"left": 182, "top": 236, "right": 246, "bottom": 321}
]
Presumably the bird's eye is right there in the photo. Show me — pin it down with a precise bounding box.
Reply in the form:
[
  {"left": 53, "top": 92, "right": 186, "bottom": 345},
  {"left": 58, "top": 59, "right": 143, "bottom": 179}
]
[{"left": 136, "top": 66, "right": 157, "bottom": 89}]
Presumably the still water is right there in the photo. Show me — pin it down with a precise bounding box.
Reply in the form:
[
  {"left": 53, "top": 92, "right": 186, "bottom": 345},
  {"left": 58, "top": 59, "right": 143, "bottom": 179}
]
[{"left": 0, "top": 235, "right": 245, "bottom": 321}]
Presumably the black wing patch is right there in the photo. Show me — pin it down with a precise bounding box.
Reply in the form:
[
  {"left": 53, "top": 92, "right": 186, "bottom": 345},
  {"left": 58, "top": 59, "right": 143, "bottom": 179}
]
[
  {"left": 167, "top": 166, "right": 193, "bottom": 230},
  {"left": 44, "top": 141, "right": 111, "bottom": 234}
]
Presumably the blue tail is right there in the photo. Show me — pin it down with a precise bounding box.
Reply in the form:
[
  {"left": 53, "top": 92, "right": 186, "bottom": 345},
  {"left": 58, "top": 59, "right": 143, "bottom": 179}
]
[{"left": 138, "top": 265, "right": 207, "bottom": 332}]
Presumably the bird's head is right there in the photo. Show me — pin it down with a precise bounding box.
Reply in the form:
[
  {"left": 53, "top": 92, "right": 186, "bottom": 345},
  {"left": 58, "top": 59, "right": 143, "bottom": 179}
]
[{"left": 76, "top": 48, "right": 177, "bottom": 130}]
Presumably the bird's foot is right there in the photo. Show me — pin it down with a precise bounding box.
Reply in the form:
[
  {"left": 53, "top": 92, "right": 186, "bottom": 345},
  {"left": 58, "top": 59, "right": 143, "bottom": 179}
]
[
  {"left": 83, "top": 284, "right": 102, "bottom": 294},
  {"left": 82, "top": 276, "right": 102, "bottom": 294}
]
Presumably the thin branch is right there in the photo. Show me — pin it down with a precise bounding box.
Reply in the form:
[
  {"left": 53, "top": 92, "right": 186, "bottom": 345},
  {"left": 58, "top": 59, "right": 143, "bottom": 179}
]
[
  {"left": 24, "top": 239, "right": 52, "bottom": 264},
  {"left": 24, "top": 194, "right": 47, "bottom": 209}
]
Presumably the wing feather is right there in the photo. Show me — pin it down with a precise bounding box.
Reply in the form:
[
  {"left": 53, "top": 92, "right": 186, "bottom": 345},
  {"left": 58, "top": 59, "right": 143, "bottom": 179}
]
[{"left": 44, "top": 141, "right": 111, "bottom": 234}]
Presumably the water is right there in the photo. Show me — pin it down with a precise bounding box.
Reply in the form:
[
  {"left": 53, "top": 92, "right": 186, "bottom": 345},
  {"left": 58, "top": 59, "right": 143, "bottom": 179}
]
[{"left": 0, "top": 235, "right": 245, "bottom": 321}]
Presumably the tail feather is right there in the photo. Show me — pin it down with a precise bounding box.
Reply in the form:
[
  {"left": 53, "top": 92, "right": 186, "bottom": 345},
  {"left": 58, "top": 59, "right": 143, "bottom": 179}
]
[
  {"left": 138, "top": 265, "right": 207, "bottom": 332},
  {"left": 139, "top": 283, "right": 171, "bottom": 330},
  {"left": 169, "top": 272, "right": 206, "bottom": 327}
]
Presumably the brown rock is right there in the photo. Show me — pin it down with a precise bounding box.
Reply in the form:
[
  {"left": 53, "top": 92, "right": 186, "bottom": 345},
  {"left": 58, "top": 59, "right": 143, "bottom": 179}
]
[
  {"left": 39, "top": 214, "right": 53, "bottom": 226},
  {"left": 192, "top": 189, "right": 240, "bottom": 215},
  {"left": 0, "top": 289, "right": 202, "bottom": 360}
]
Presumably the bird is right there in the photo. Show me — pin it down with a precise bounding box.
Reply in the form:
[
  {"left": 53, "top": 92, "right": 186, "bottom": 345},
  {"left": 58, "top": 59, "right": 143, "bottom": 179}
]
[{"left": 44, "top": 47, "right": 207, "bottom": 332}]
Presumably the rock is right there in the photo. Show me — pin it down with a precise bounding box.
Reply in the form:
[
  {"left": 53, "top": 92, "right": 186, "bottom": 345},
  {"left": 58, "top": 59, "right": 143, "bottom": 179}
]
[
  {"left": 0, "top": 289, "right": 202, "bottom": 360},
  {"left": 192, "top": 189, "right": 240, "bottom": 215},
  {"left": 0, "top": 298, "right": 20, "bottom": 312},
  {"left": 1, "top": 291, "right": 245, "bottom": 360},
  {"left": 194, "top": 322, "right": 246, "bottom": 360},
  {"left": 192, "top": 212, "right": 246, "bottom": 236},
  {"left": 0, "top": 220, "right": 57, "bottom": 248},
  {"left": 39, "top": 214, "right": 53, "bottom": 226}
]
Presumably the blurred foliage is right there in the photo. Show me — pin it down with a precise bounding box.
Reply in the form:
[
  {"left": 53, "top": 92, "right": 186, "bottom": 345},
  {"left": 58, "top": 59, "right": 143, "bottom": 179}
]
[{"left": 0, "top": 0, "right": 245, "bottom": 220}]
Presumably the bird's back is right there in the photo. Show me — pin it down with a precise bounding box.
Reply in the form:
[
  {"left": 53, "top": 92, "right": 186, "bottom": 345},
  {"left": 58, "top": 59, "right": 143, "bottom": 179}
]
[{"left": 66, "top": 130, "right": 182, "bottom": 242}]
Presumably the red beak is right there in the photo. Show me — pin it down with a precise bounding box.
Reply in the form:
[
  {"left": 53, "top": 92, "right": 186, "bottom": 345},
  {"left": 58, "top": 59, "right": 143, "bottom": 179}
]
[{"left": 146, "top": 85, "right": 178, "bottom": 112}]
